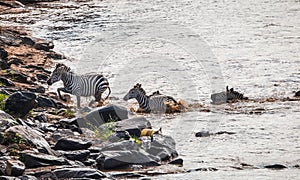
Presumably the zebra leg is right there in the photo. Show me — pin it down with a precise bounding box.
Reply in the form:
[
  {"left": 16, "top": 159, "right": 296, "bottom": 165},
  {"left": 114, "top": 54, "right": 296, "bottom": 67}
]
[
  {"left": 76, "top": 96, "right": 81, "bottom": 108},
  {"left": 57, "top": 88, "right": 67, "bottom": 101}
]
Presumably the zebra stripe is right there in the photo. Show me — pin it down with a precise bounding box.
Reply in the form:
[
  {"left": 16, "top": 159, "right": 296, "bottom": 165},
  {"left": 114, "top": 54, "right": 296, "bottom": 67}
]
[
  {"left": 123, "top": 83, "right": 177, "bottom": 113},
  {"left": 47, "top": 63, "right": 111, "bottom": 108},
  {"left": 211, "top": 86, "right": 246, "bottom": 104}
]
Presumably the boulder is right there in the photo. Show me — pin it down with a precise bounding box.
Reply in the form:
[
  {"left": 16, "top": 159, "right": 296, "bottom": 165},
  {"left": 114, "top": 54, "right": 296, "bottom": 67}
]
[
  {"left": 144, "top": 135, "right": 178, "bottom": 161},
  {"left": 59, "top": 150, "right": 90, "bottom": 162},
  {"left": 0, "top": 110, "right": 18, "bottom": 132},
  {"left": 99, "top": 140, "right": 139, "bottom": 152},
  {"left": 0, "top": 77, "right": 14, "bottom": 87},
  {"left": 21, "top": 151, "right": 69, "bottom": 168},
  {"left": 5, "top": 92, "right": 37, "bottom": 117},
  {"left": 96, "top": 150, "right": 160, "bottom": 170},
  {"left": 195, "top": 131, "right": 211, "bottom": 137},
  {"left": 76, "top": 105, "right": 128, "bottom": 128},
  {"left": 115, "top": 117, "right": 151, "bottom": 137},
  {"left": 53, "top": 138, "right": 92, "bottom": 151},
  {"left": 5, "top": 159, "right": 25, "bottom": 176},
  {"left": 295, "top": 91, "right": 300, "bottom": 97},
  {"left": 53, "top": 167, "right": 106, "bottom": 179},
  {"left": 5, "top": 125, "right": 54, "bottom": 155},
  {"left": 36, "top": 96, "right": 57, "bottom": 108},
  {"left": 169, "top": 158, "right": 183, "bottom": 166}
]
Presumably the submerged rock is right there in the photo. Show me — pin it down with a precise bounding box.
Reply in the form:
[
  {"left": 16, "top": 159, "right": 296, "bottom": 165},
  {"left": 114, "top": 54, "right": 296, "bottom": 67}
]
[
  {"left": 264, "top": 164, "right": 287, "bottom": 169},
  {"left": 5, "top": 159, "right": 25, "bottom": 176},
  {"left": 76, "top": 104, "right": 128, "bottom": 128},
  {"left": 96, "top": 150, "right": 160, "bottom": 170},
  {"left": 53, "top": 138, "right": 92, "bottom": 151},
  {"left": 5, "top": 92, "right": 37, "bottom": 117},
  {"left": 53, "top": 167, "right": 106, "bottom": 179},
  {"left": 295, "top": 91, "right": 300, "bottom": 97}
]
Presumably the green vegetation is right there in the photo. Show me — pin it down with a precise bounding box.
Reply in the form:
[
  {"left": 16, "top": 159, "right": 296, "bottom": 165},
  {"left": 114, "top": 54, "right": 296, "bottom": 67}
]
[
  {"left": 130, "top": 135, "right": 142, "bottom": 146},
  {"left": 91, "top": 116, "right": 118, "bottom": 141},
  {"left": 0, "top": 93, "right": 9, "bottom": 110},
  {"left": 63, "top": 108, "right": 75, "bottom": 118}
]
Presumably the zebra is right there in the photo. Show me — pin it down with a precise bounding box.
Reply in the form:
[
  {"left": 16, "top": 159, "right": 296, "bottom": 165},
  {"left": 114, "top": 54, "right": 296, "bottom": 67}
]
[
  {"left": 123, "top": 83, "right": 177, "bottom": 113},
  {"left": 47, "top": 63, "right": 111, "bottom": 108},
  {"left": 211, "top": 86, "right": 248, "bottom": 104}
]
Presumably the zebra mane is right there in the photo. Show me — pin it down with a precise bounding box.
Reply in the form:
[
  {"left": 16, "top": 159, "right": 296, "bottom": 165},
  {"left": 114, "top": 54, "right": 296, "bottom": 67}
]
[
  {"left": 133, "top": 83, "right": 146, "bottom": 95},
  {"left": 56, "top": 63, "right": 72, "bottom": 73}
]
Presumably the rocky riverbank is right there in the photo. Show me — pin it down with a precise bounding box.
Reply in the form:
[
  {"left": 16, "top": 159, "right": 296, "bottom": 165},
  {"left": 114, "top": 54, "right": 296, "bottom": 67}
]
[{"left": 0, "top": 2, "right": 188, "bottom": 179}]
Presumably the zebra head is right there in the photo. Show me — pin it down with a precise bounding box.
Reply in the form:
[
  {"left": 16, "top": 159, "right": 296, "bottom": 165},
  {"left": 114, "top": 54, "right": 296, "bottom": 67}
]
[
  {"left": 47, "top": 63, "right": 71, "bottom": 85},
  {"left": 123, "top": 83, "right": 146, "bottom": 101}
]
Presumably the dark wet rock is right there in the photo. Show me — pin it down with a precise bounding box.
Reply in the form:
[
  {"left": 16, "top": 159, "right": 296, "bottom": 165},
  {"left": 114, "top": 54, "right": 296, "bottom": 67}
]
[
  {"left": 0, "top": 110, "right": 18, "bottom": 132},
  {"left": 46, "top": 52, "right": 65, "bottom": 60},
  {"left": 3, "top": 70, "right": 30, "bottom": 84},
  {"left": 0, "top": 77, "right": 14, "bottom": 87},
  {"left": 144, "top": 135, "right": 178, "bottom": 161},
  {"left": 115, "top": 117, "right": 151, "bottom": 137},
  {"left": 185, "top": 167, "right": 218, "bottom": 172},
  {"left": 36, "top": 96, "right": 56, "bottom": 108},
  {"left": 36, "top": 73, "right": 48, "bottom": 82},
  {"left": 195, "top": 131, "right": 210, "bottom": 137},
  {"left": 169, "top": 158, "right": 183, "bottom": 166},
  {"left": 108, "top": 131, "right": 131, "bottom": 142},
  {"left": 264, "top": 164, "right": 287, "bottom": 169},
  {"left": 96, "top": 150, "right": 160, "bottom": 170},
  {"left": 295, "top": 91, "right": 300, "bottom": 97},
  {"left": 7, "top": 58, "right": 23, "bottom": 66},
  {"left": 211, "top": 86, "right": 247, "bottom": 104},
  {"left": 33, "top": 114, "right": 47, "bottom": 123},
  {"left": 53, "top": 138, "right": 92, "bottom": 151},
  {"left": 53, "top": 167, "right": 106, "bottom": 179},
  {"left": 215, "top": 131, "right": 236, "bottom": 135},
  {"left": 110, "top": 172, "right": 144, "bottom": 178},
  {"left": 5, "top": 125, "right": 54, "bottom": 155},
  {"left": 17, "top": 175, "right": 37, "bottom": 180},
  {"left": 26, "top": 86, "right": 45, "bottom": 93},
  {"left": 5, "top": 92, "right": 37, "bottom": 117},
  {"left": 21, "top": 37, "right": 35, "bottom": 46},
  {"left": 34, "top": 42, "right": 54, "bottom": 51},
  {"left": 76, "top": 104, "right": 128, "bottom": 128},
  {"left": 0, "top": 48, "right": 9, "bottom": 70},
  {"left": 82, "top": 159, "right": 95, "bottom": 166},
  {"left": 21, "top": 151, "right": 69, "bottom": 168},
  {"left": 100, "top": 141, "right": 139, "bottom": 152},
  {"left": 59, "top": 150, "right": 90, "bottom": 162},
  {"left": 5, "top": 159, "right": 25, "bottom": 176}
]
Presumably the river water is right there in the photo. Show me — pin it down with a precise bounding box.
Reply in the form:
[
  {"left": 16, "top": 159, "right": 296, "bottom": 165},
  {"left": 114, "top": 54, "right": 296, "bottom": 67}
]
[{"left": 2, "top": 0, "right": 300, "bottom": 179}]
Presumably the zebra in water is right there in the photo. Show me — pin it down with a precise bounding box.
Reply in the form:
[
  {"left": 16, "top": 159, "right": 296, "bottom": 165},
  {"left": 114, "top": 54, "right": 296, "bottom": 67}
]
[
  {"left": 47, "top": 63, "right": 111, "bottom": 108},
  {"left": 211, "top": 86, "right": 248, "bottom": 104},
  {"left": 123, "top": 83, "right": 177, "bottom": 113}
]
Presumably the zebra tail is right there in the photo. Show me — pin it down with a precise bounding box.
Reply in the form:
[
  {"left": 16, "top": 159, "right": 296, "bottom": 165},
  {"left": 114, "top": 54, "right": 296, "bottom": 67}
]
[{"left": 104, "top": 87, "right": 111, "bottom": 100}]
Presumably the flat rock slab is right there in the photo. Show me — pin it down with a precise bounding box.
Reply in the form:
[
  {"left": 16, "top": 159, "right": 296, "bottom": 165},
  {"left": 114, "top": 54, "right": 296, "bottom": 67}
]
[
  {"left": 115, "top": 117, "right": 152, "bottom": 137},
  {"left": 53, "top": 167, "right": 106, "bottom": 179},
  {"left": 5, "top": 125, "right": 54, "bottom": 155},
  {"left": 53, "top": 138, "right": 92, "bottom": 151},
  {"left": 96, "top": 150, "right": 160, "bottom": 170},
  {"left": 76, "top": 104, "right": 128, "bottom": 128},
  {"left": 21, "top": 151, "right": 69, "bottom": 168},
  {"left": 58, "top": 150, "right": 90, "bottom": 162}
]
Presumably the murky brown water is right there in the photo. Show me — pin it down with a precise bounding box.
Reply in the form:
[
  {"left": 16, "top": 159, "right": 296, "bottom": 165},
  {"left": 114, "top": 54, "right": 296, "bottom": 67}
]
[{"left": 2, "top": 0, "right": 299, "bottom": 178}]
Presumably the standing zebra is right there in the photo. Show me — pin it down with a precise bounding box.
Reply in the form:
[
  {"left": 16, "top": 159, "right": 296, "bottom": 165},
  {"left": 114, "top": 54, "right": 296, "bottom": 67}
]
[
  {"left": 123, "top": 83, "right": 177, "bottom": 113},
  {"left": 47, "top": 63, "right": 111, "bottom": 108}
]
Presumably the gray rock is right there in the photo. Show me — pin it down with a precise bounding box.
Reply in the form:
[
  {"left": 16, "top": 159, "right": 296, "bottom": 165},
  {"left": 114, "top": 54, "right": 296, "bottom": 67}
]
[
  {"left": 54, "top": 138, "right": 92, "bottom": 151},
  {"left": 0, "top": 77, "right": 14, "bottom": 87},
  {"left": 144, "top": 135, "right": 178, "bottom": 161},
  {"left": 5, "top": 159, "right": 25, "bottom": 176},
  {"left": 100, "top": 140, "right": 139, "bottom": 152},
  {"left": 76, "top": 105, "right": 128, "bottom": 128},
  {"left": 115, "top": 117, "right": 151, "bottom": 137},
  {"left": 18, "top": 175, "right": 37, "bottom": 180},
  {"left": 36, "top": 96, "right": 57, "bottom": 108},
  {"left": 96, "top": 150, "right": 160, "bottom": 170},
  {"left": 0, "top": 110, "right": 18, "bottom": 132},
  {"left": 5, "top": 92, "right": 37, "bottom": 117},
  {"left": 5, "top": 125, "right": 55, "bottom": 155},
  {"left": 59, "top": 150, "right": 90, "bottom": 162},
  {"left": 53, "top": 167, "right": 106, "bottom": 179},
  {"left": 21, "top": 151, "right": 69, "bottom": 168}
]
